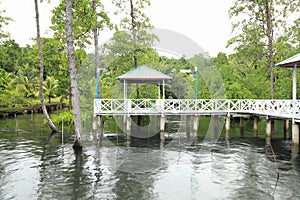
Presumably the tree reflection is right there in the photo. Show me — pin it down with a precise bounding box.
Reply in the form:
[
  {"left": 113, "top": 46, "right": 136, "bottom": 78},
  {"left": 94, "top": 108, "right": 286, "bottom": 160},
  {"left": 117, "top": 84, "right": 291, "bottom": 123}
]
[{"left": 37, "top": 133, "right": 93, "bottom": 199}]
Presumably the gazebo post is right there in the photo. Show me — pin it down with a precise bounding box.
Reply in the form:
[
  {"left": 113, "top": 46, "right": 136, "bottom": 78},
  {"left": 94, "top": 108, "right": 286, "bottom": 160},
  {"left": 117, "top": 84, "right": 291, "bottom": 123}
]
[
  {"left": 158, "top": 82, "right": 161, "bottom": 99},
  {"left": 123, "top": 80, "right": 126, "bottom": 99},
  {"left": 277, "top": 55, "right": 300, "bottom": 145},
  {"left": 160, "top": 80, "right": 166, "bottom": 139},
  {"left": 293, "top": 64, "right": 297, "bottom": 101},
  {"left": 163, "top": 80, "right": 165, "bottom": 100},
  {"left": 123, "top": 80, "right": 131, "bottom": 139},
  {"left": 292, "top": 64, "right": 299, "bottom": 144}
]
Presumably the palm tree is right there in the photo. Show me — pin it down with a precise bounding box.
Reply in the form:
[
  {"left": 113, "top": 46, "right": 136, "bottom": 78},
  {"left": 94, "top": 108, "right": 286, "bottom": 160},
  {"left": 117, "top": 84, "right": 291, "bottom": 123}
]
[
  {"left": 0, "top": 69, "right": 13, "bottom": 89},
  {"left": 14, "top": 75, "right": 37, "bottom": 97},
  {"left": 43, "top": 76, "right": 58, "bottom": 103},
  {"left": 34, "top": 0, "right": 58, "bottom": 133}
]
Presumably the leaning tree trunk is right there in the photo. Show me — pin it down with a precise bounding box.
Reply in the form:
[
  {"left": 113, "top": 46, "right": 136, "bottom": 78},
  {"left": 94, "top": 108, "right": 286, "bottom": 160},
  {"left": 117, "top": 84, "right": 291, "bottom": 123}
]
[
  {"left": 65, "top": 0, "right": 83, "bottom": 149},
  {"left": 34, "top": 0, "right": 58, "bottom": 133}
]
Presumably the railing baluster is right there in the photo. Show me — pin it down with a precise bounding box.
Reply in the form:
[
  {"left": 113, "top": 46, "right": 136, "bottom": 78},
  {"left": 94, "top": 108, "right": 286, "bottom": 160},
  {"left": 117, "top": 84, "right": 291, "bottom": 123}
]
[{"left": 94, "top": 99, "right": 300, "bottom": 120}]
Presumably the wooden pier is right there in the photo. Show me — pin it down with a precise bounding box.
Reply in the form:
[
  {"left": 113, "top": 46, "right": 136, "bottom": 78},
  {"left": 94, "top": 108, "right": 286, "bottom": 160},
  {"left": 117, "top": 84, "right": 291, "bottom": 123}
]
[
  {"left": 94, "top": 54, "right": 300, "bottom": 144},
  {"left": 94, "top": 99, "right": 300, "bottom": 119},
  {"left": 94, "top": 98, "right": 300, "bottom": 144}
]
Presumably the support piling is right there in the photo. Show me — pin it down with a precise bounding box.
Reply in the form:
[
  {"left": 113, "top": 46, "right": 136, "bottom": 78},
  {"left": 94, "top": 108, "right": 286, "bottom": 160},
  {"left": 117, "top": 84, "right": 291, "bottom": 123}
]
[
  {"left": 186, "top": 115, "right": 191, "bottom": 140},
  {"left": 126, "top": 115, "right": 131, "bottom": 140},
  {"left": 160, "top": 115, "right": 165, "bottom": 141},
  {"left": 284, "top": 120, "right": 289, "bottom": 139},
  {"left": 266, "top": 118, "right": 272, "bottom": 138},
  {"left": 225, "top": 116, "right": 230, "bottom": 139},
  {"left": 254, "top": 117, "right": 258, "bottom": 137},
  {"left": 292, "top": 123, "right": 299, "bottom": 145},
  {"left": 193, "top": 116, "right": 199, "bottom": 138},
  {"left": 214, "top": 115, "right": 219, "bottom": 139},
  {"left": 240, "top": 117, "right": 244, "bottom": 137}
]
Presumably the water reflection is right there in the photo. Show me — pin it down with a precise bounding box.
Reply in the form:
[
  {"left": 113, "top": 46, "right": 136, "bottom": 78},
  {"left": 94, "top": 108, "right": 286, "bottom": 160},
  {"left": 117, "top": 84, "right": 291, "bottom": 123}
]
[
  {"left": 37, "top": 135, "right": 94, "bottom": 199},
  {"left": 0, "top": 115, "right": 300, "bottom": 199}
]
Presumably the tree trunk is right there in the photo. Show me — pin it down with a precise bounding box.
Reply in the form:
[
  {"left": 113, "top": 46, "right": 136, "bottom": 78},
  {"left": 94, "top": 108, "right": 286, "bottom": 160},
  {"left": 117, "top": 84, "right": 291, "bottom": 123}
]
[
  {"left": 265, "top": 0, "right": 275, "bottom": 135},
  {"left": 93, "top": 0, "right": 102, "bottom": 99},
  {"left": 129, "top": 0, "right": 140, "bottom": 99},
  {"left": 130, "top": 0, "right": 141, "bottom": 126},
  {"left": 266, "top": 0, "right": 274, "bottom": 100},
  {"left": 65, "top": 0, "right": 83, "bottom": 149},
  {"left": 34, "top": 0, "right": 58, "bottom": 133},
  {"left": 92, "top": 0, "right": 104, "bottom": 135},
  {"left": 69, "top": 87, "right": 72, "bottom": 109}
]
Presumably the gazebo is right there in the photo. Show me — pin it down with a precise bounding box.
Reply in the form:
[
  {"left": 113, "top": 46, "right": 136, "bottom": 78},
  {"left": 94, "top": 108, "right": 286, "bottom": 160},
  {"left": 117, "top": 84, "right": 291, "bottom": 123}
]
[
  {"left": 115, "top": 65, "right": 172, "bottom": 140},
  {"left": 276, "top": 53, "right": 300, "bottom": 144},
  {"left": 116, "top": 65, "right": 172, "bottom": 100},
  {"left": 276, "top": 53, "right": 300, "bottom": 101}
]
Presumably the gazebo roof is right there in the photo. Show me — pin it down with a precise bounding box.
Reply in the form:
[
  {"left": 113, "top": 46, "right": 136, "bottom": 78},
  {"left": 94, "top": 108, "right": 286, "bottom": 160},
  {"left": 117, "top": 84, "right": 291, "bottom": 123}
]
[
  {"left": 276, "top": 53, "right": 300, "bottom": 68},
  {"left": 116, "top": 65, "right": 172, "bottom": 83}
]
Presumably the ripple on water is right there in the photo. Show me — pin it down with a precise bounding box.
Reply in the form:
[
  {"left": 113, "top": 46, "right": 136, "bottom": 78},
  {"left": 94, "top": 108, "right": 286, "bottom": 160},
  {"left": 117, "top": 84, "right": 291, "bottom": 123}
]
[{"left": 1, "top": 123, "right": 300, "bottom": 200}]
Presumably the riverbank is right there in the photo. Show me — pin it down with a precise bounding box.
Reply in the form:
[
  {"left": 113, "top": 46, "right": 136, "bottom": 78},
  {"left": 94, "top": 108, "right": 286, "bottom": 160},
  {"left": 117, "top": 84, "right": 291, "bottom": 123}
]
[{"left": 0, "top": 103, "right": 64, "bottom": 118}]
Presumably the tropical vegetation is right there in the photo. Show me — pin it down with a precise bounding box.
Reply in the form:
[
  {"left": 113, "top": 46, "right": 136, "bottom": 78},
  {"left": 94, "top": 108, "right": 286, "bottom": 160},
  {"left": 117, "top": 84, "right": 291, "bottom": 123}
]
[{"left": 0, "top": 0, "right": 300, "bottom": 131}]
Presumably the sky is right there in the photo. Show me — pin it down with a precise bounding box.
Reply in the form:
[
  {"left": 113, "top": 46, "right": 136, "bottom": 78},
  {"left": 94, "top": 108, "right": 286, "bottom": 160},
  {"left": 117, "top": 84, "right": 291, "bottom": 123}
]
[{"left": 1, "top": 0, "right": 233, "bottom": 57}]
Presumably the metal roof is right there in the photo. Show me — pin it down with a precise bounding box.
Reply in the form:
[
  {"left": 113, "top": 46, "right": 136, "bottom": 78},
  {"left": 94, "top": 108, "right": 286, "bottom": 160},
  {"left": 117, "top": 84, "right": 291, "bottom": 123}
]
[
  {"left": 276, "top": 53, "right": 300, "bottom": 68},
  {"left": 116, "top": 65, "right": 172, "bottom": 83}
]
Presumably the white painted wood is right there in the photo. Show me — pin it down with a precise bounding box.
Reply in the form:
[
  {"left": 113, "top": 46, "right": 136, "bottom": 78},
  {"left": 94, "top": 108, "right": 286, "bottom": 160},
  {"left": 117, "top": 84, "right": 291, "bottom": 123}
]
[
  {"left": 94, "top": 99, "right": 300, "bottom": 120},
  {"left": 293, "top": 64, "right": 297, "bottom": 101}
]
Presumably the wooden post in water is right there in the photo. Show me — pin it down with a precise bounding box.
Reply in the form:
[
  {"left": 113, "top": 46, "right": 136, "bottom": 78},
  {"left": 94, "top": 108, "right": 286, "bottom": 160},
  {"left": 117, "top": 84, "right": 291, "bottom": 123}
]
[
  {"left": 15, "top": 114, "right": 19, "bottom": 136},
  {"left": 266, "top": 118, "right": 272, "bottom": 138},
  {"left": 240, "top": 117, "right": 244, "bottom": 137},
  {"left": 253, "top": 117, "right": 258, "bottom": 137},
  {"left": 160, "top": 114, "right": 165, "bottom": 141},
  {"left": 284, "top": 120, "right": 289, "bottom": 139},
  {"left": 186, "top": 115, "right": 191, "bottom": 140},
  {"left": 292, "top": 123, "right": 299, "bottom": 145},
  {"left": 62, "top": 119, "right": 64, "bottom": 146},
  {"left": 193, "top": 116, "right": 199, "bottom": 138},
  {"left": 116, "top": 125, "right": 119, "bottom": 146},
  {"left": 92, "top": 116, "right": 97, "bottom": 133},
  {"left": 126, "top": 115, "right": 131, "bottom": 140},
  {"left": 123, "top": 115, "right": 126, "bottom": 135},
  {"left": 225, "top": 116, "right": 230, "bottom": 139},
  {"left": 157, "top": 115, "right": 160, "bottom": 131},
  {"left": 99, "top": 116, "right": 104, "bottom": 139},
  {"left": 214, "top": 115, "right": 219, "bottom": 139}
]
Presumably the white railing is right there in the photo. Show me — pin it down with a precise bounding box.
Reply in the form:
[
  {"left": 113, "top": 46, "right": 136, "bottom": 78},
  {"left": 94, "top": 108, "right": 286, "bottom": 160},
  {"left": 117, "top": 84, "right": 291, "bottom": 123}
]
[{"left": 94, "top": 99, "right": 300, "bottom": 119}]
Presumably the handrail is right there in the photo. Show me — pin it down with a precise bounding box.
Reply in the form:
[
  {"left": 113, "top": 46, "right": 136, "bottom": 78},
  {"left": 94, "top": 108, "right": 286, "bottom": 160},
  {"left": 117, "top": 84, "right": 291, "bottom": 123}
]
[{"left": 94, "top": 99, "right": 299, "bottom": 119}]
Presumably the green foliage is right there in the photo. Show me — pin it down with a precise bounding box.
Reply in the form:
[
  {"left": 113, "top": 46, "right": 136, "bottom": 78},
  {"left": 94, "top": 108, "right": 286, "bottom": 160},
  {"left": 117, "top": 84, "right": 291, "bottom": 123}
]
[
  {"left": 0, "top": 0, "right": 299, "bottom": 118},
  {"left": 51, "top": 0, "right": 111, "bottom": 49},
  {"left": 42, "top": 76, "right": 59, "bottom": 103},
  {"left": 51, "top": 110, "right": 74, "bottom": 125},
  {"left": 0, "top": 68, "right": 13, "bottom": 90},
  {"left": 0, "top": 39, "right": 22, "bottom": 72},
  {"left": 228, "top": 0, "right": 300, "bottom": 99}
]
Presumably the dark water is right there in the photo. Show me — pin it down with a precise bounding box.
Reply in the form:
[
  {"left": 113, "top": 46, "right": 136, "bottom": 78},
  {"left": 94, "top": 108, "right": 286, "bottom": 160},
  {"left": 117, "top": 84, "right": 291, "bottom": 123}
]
[{"left": 0, "top": 114, "right": 300, "bottom": 200}]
